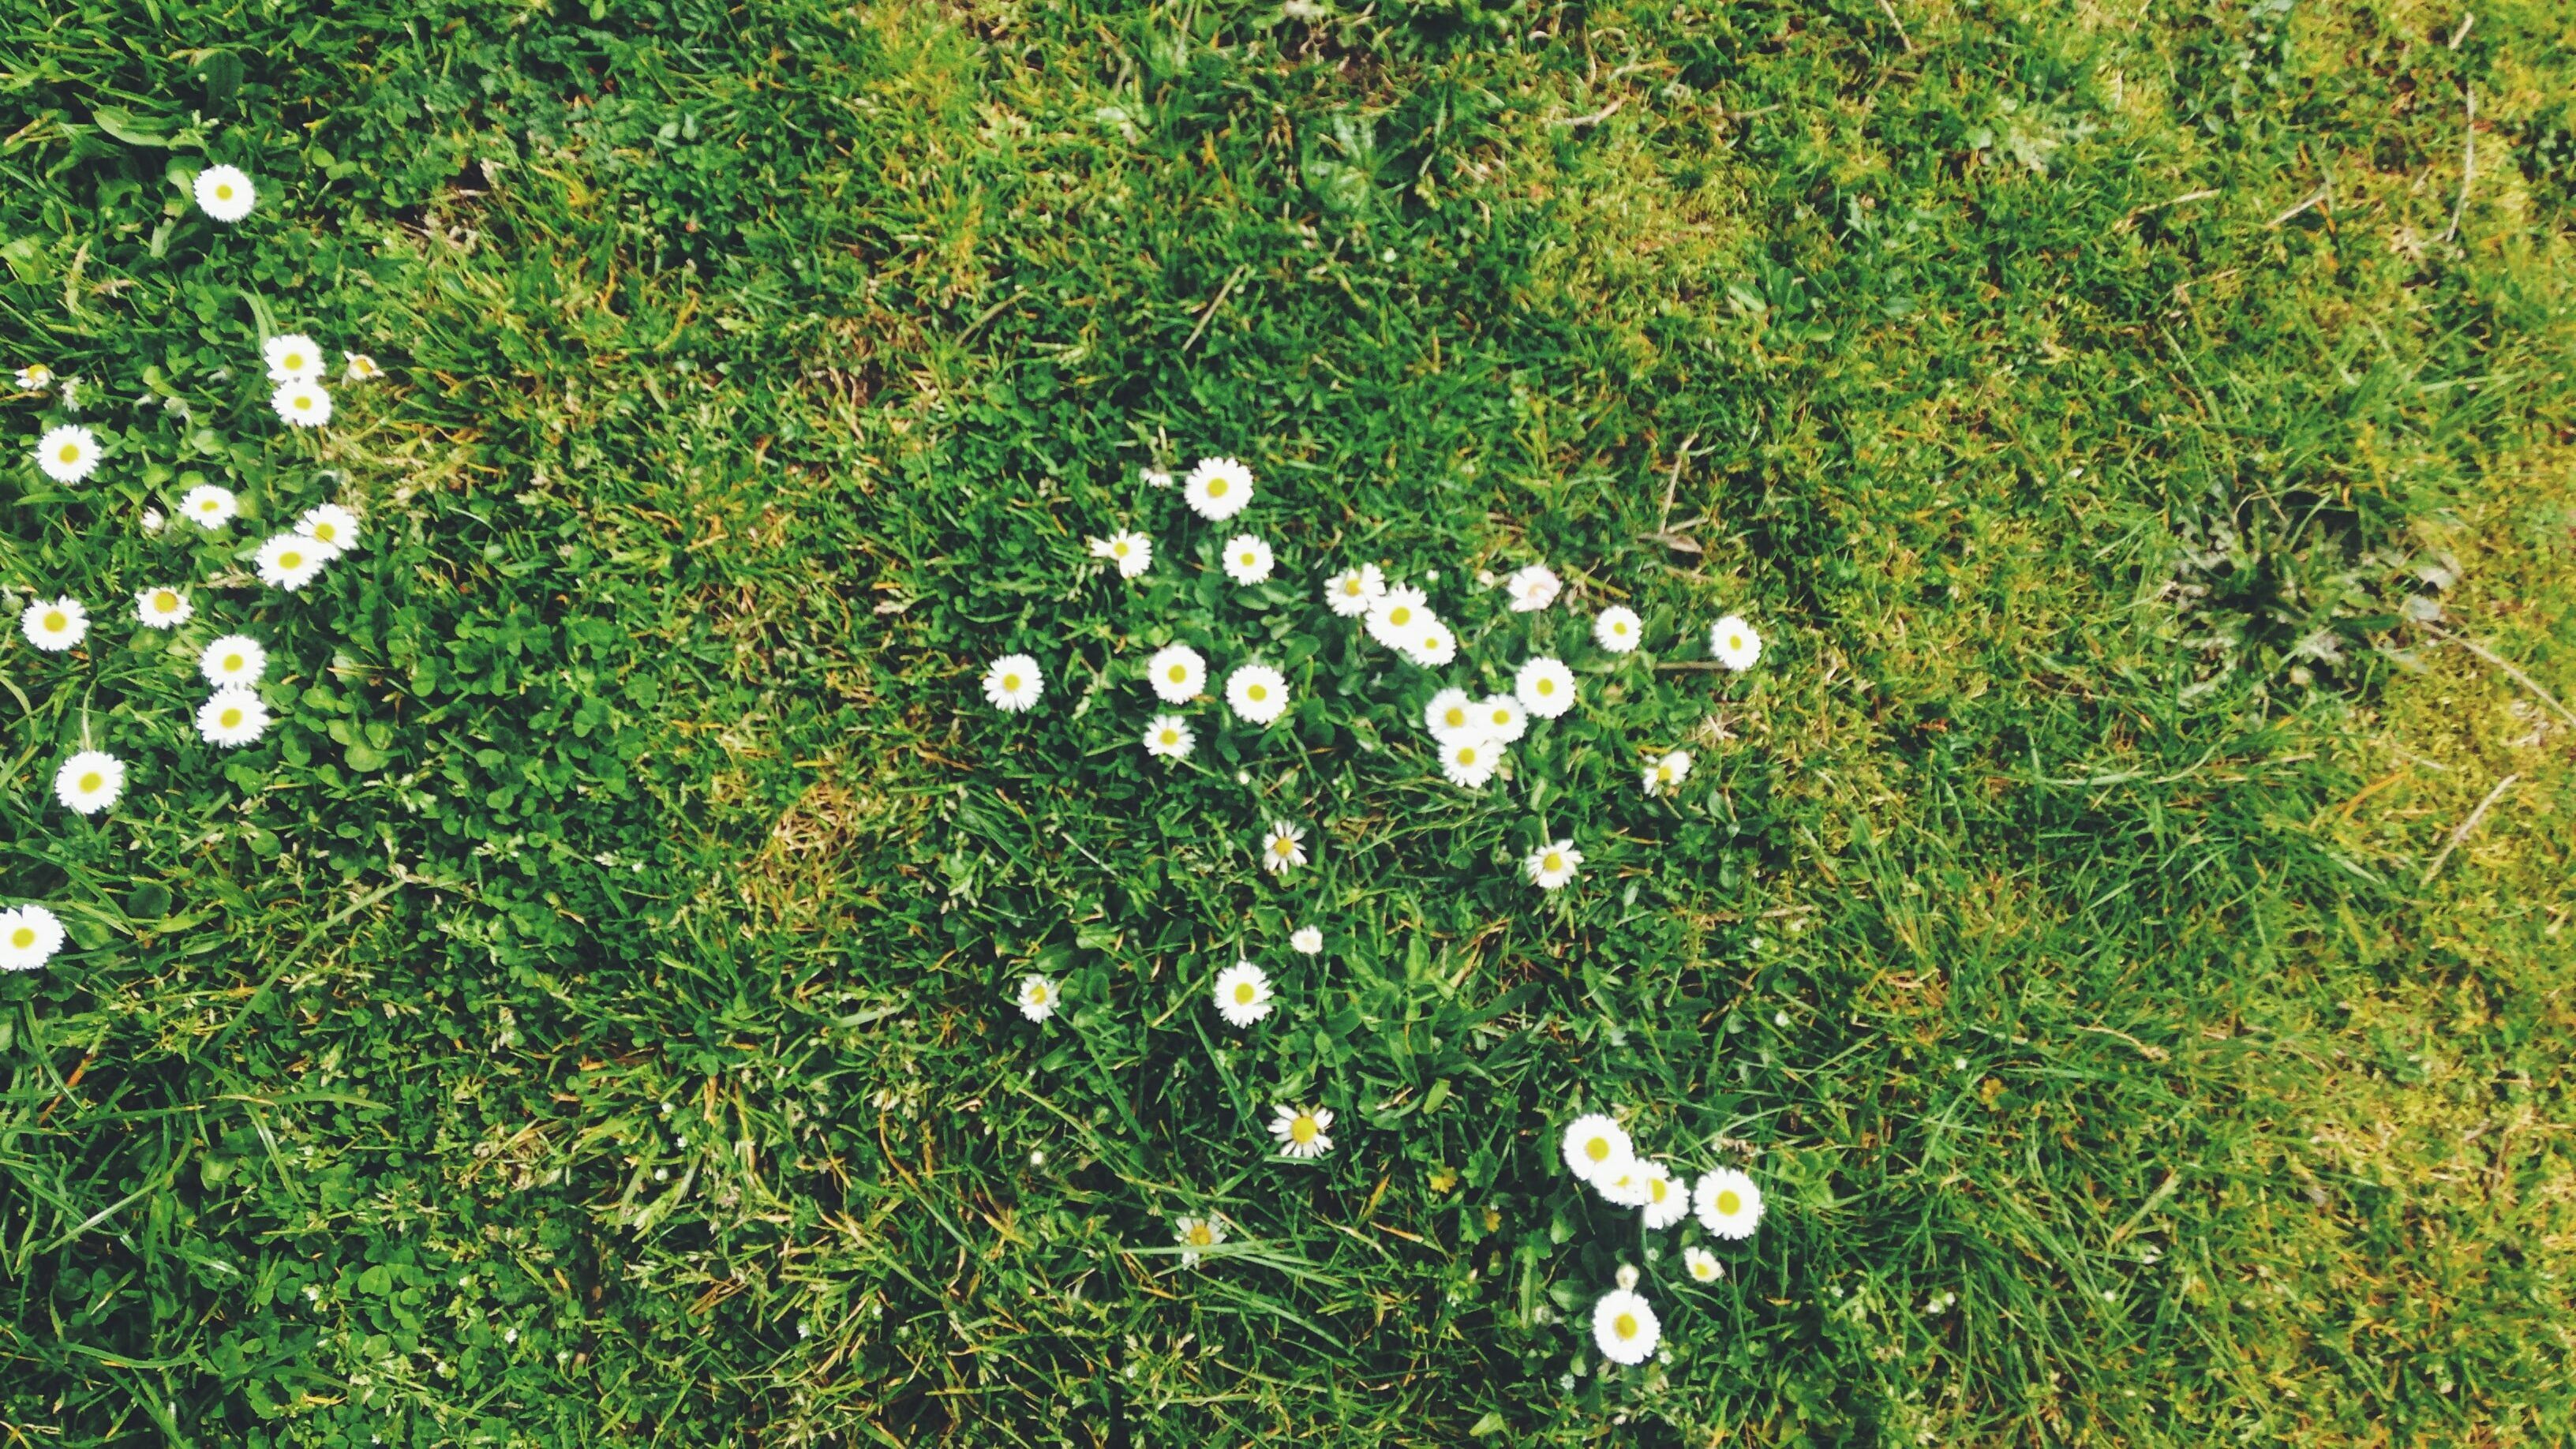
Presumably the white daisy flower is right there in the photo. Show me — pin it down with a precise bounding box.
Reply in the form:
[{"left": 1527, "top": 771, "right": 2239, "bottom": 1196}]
[
  {"left": 1526, "top": 838, "right": 1583, "bottom": 891},
  {"left": 1212, "top": 960, "right": 1274, "bottom": 1027},
  {"left": 1640, "top": 1164, "right": 1689, "bottom": 1230},
  {"left": 1145, "top": 643, "right": 1206, "bottom": 703},
  {"left": 1503, "top": 564, "right": 1561, "bottom": 612},
  {"left": 14, "top": 364, "right": 52, "bottom": 391},
  {"left": 20, "top": 597, "right": 88, "bottom": 652},
  {"left": 1440, "top": 736, "right": 1500, "bottom": 789},
  {"left": 0, "top": 904, "right": 66, "bottom": 972},
  {"left": 53, "top": 751, "right": 125, "bottom": 816},
  {"left": 1258, "top": 820, "right": 1307, "bottom": 874},
  {"left": 1595, "top": 1162, "right": 1655, "bottom": 1208},
  {"left": 1362, "top": 586, "right": 1430, "bottom": 651},
  {"left": 1403, "top": 620, "right": 1457, "bottom": 668},
  {"left": 296, "top": 504, "right": 360, "bottom": 549},
  {"left": 134, "top": 585, "right": 193, "bottom": 628},
  {"left": 343, "top": 352, "right": 384, "bottom": 382},
  {"left": 193, "top": 164, "right": 256, "bottom": 222},
  {"left": 1693, "top": 1167, "right": 1765, "bottom": 1239},
  {"left": 1141, "top": 466, "right": 1174, "bottom": 489},
  {"left": 1683, "top": 1246, "right": 1724, "bottom": 1282},
  {"left": 179, "top": 484, "right": 238, "bottom": 528},
  {"left": 1422, "top": 688, "right": 1480, "bottom": 743},
  {"left": 1514, "top": 656, "right": 1577, "bottom": 719},
  {"left": 263, "top": 334, "right": 326, "bottom": 383},
  {"left": 1182, "top": 455, "right": 1254, "bottom": 521},
  {"left": 1173, "top": 1215, "right": 1226, "bottom": 1268},
  {"left": 1142, "top": 713, "right": 1195, "bottom": 762},
  {"left": 140, "top": 507, "right": 166, "bottom": 534},
  {"left": 1014, "top": 975, "right": 1061, "bottom": 1022},
  {"left": 1269, "top": 1103, "right": 1334, "bottom": 1159},
  {"left": 199, "top": 634, "right": 268, "bottom": 688},
  {"left": 1088, "top": 530, "right": 1153, "bottom": 579},
  {"left": 36, "top": 424, "right": 100, "bottom": 483},
  {"left": 1225, "top": 663, "right": 1290, "bottom": 726},
  {"left": 1290, "top": 926, "right": 1323, "bottom": 954},
  {"left": 1560, "top": 1114, "right": 1632, "bottom": 1183},
  {"left": 1709, "top": 615, "right": 1763, "bottom": 672},
  {"left": 256, "top": 531, "right": 340, "bottom": 591},
  {"left": 1219, "top": 534, "right": 1275, "bottom": 585},
  {"left": 1323, "top": 564, "right": 1385, "bottom": 616},
  {"left": 1590, "top": 1289, "right": 1661, "bottom": 1366},
  {"left": 271, "top": 380, "right": 333, "bottom": 428},
  {"left": 1473, "top": 695, "right": 1528, "bottom": 745},
  {"left": 1593, "top": 605, "right": 1642, "bottom": 653},
  {"left": 196, "top": 687, "right": 270, "bottom": 748},
  {"left": 983, "top": 654, "right": 1043, "bottom": 712},
  {"left": 1642, "top": 750, "right": 1692, "bottom": 796}
]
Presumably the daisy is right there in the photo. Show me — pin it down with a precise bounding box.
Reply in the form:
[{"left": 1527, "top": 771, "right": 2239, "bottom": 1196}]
[
  {"left": 1473, "top": 695, "right": 1528, "bottom": 745},
  {"left": 1709, "top": 615, "right": 1763, "bottom": 672},
  {"left": 1594, "top": 1162, "right": 1654, "bottom": 1208},
  {"left": 1212, "top": 960, "right": 1274, "bottom": 1027},
  {"left": 1269, "top": 1103, "right": 1334, "bottom": 1159},
  {"left": 343, "top": 352, "right": 384, "bottom": 382},
  {"left": 1182, "top": 455, "right": 1254, "bottom": 522},
  {"left": 141, "top": 507, "right": 166, "bottom": 534},
  {"left": 1591, "top": 1288, "right": 1661, "bottom": 1366},
  {"left": 1422, "top": 688, "right": 1481, "bottom": 743},
  {"left": 1225, "top": 663, "right": 1290, "bottom": 726},
  {"left": 14, "top": 364, "right": 51, "bottom": 391},
  {"left": 1219, "top": 534, "right": 1274, "bottom": 585},
  {"left": 179, "top": 484, "right": 238, "bottom": 528},
  {"left": 1404, "top": 619, "right": 1457, "bottom": 668},
  {"left": 983, "top": 654, "right": 1043, "bottom": 712},
  {"left": 263, "top": 334, "right": 327, "bottom": 383},
  {"left": 1290, "top": 926, "right": 1323, "bottom": 954},
  {"left": 1258, "top": 820, "right": 1307, "bottom": 874},
  {"left": 1323, "top": 564, "right": 1385, "bottom": 617},
  {"left": 1440, "top": 736, "right": 1500, "bottom": 789},
  {"left": 0, "top": 904, "right": 66, "bottom": 972},
  {"left": 1140, "top": 466, "right": 1174, "bottom": 489},
  {"left": 134, "top": 585, "right": 193, "bottom": 628},
  {"left": 1683, "top": 1246, "right": 1724, "bottom": 1283},
  {"left": 1514, "top": 656, "right": 1577, "bottom": 719},
  {"left": 1141, "top": 714, "right": 1195, "bottom": 762},
  {"left": 271, "top": 380, "right": 332, "bottom": 428},
  {"left": 297, "top": 503, "right": 361, "bottom": 549},
  {"left": 1503, "top": 564, "right": 1561, "bottom": 612},
  {"left": 53, "top": 751, "right": 125, "bottom": 816},
  {"left": 256, "top": 532, "right": 340, "bottom": 591},
  {"left": 196, "top": 687, "right": 270, "bottom": 748},
  {"left": 1639, "top": 1164, "right": 1689, "bottom": 1230},
  {"left": 1560, "top": 1114, "right": 1632, "bottom": 1183},
  {"left": 1173, "top": 1215, "right": 1226, "bottom": 1268},
  {"left": 20, "top": 597, "right": 88, "bottom": 652},
  {"left": 36, "top": 424, "right": 99, "bottom": 483},
  {"left": 1642, "top": 750, "right": 1692, "bottom": 796},
  {"left": 1693, "top": 1167, "right": 1765, "bottom": 1239},
  {"left": 199, "top": 634, "right": 268, "bottom": 688},
  {"left": 1362, "top": 586, "right": 1430, "bottom": 651},
  {"left": 1146, "top": 643, "right": 1206, "bottom": 703},
  {"left": 1593, "top": 605, "right": 1642, "bottom": 653},
  {"left": 193, "top": 164, "right": 256, "bottom": 222},
  {"left": 1014, "top": 975, "right": 1061, "bottom": 1022},
  {"left": 1088, "top": 530, "right": 1153, "bottom": 579},
  {"left": 1526, "top": 838, "right": 1582, "bottom": 891}
]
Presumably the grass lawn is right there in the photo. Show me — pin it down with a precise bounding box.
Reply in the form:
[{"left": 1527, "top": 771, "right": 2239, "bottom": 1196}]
[{"left": 2, "top": 2, "right": 2570, "bottom": 1444}]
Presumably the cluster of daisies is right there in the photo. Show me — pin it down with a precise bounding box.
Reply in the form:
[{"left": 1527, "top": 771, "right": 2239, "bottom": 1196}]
[{"left": 1559, "top": 1113, "right": 1766, "bottom": 1366}]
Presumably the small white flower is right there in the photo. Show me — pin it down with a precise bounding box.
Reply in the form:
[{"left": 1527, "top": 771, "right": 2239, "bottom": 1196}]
[
  {"left": 256, "top": 532, "right": 341, "bottom": 591},
  {"left": 1147, "top": 643, "right": 1206, "bottom": 703},
  {"left": 199, "top": 634, "right": 268, "bottom": 688},
  {"left": 1141, "top": 713, "right": 1195, "bottom": 762},
  {"left": 140, "top": 507, "right": 166, "bottom": 534},
  {"left": 1269, "top": 1103, "right": 1334, "bottom": 1159},
  {"left": 1173, "top": 1215, "right": 1226, "bottom": 1268},
  {"left": 1015, "top": 975, "right": 1061, "bottom": 1023},
  {"left": 271, "top": 380, "right": 333, "bottom": 428},
  {"left": 193, "top": 164, "right": 256, "bottom": 222},
  {"left": 1526, "top": 838, "right": 1583, "bottom": 891},
  {"left": 0, "top": 904, "right": 66, "bottom": 972},
  {"left": 1473, "top": 695, "right": 1528, "bottom": 745},
  {"left": 1323, "top": 564, "right": 1385, "bottom": 617},
  {"left": 1503, "top": 564, "right": 1561, "bottom": 612},
  {"left": 1560, "top": 1114, "right": 1632, "bottom": 1183},
  {"left": 983, "top": 654, "right": 1043, "bottom": 712},
  {"left": 1212, "top": 960, "right": 1274, "bottom": 1027},
  {"left": 197, "top": 687, "right": 271, "bottom": 748},
  {"left": 1642, "top": 750, "right": 1692, "bottom": 796},
  {"left": 1514, "top": 657, "right": 1577, "bottom": 719},
  {"left": 1362, "top": 586, "right": 1430, "bottom": 651},
  {"left": 1402, "top": 619, "right": 1458, "bottom": 668},
  {"left": 1219, "top": 533, "right": 1275, "bottom": 585},
  {"left": 1422, "top": 688, "right": 1479, "bottom": 743},
  {"left": 1225, "top": 663, "right": 1290, "bottom": 726},
  {"left": 134, "top": 586, "right": 193, "bottom": 628},
  {"left": 297, "top": 504, "right": 360, "bottom": 549},
  {"left": 53, "top": 751, "right": 125, "bottom": 816},
  {"left": 1182, "top": 455, "right": 1254, "bottom": 522},
  {"left": 1087, "top": 530, "right": 1153, "bottom": 579},
  {"left": 1289, "top": 926, "right": 1323, "bottom": 955},
  {"left": 13, "top": 364, "right": 51, "bottom": 391},
  {"left": 1640, "top": 1164, "right": 1688, "bottom": 1230},
  {"left": 343, "top": 352, "right": 384, "bottom": 382},
  {"left": 263, "top": 334, "right": 326, "bottom": 383},
  {"left": 1693, "top": 1167, "right": 1765, "bottom": 1240},
  {"left": 20, "top": 597, "right": 88, "bottom": 652},
  {"left": 36, "top": 424, "right": 100, "bottom": 483},
  {"left": 1709, "top": 615, "right": 1763, "bottom": 672},
  {"left": 1683, "top": 1246, "right": 1724, "bottom": 1282},
  {"left": 1590, "top": 1289, "right": 1661, "bottom": 1365},
  {"left": 1259, "top": 820, "right": 1307, "bottom": 874},
  {"left": 1141, "top": 466, "right": 1174, "bottom": 489},
  {"left": 1593, "top": 605, "right": 1642, "bottom": 653},
  {"left": 1440, "top": 736, "right": 1500, "bottom": 789},
  {"left": 179, "top": 484, "right": 239, "bottom": 528}
]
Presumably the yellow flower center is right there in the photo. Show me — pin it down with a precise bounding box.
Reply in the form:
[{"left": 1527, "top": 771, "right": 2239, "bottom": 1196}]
[
  {"left": 1387, "top": 605, "right": 1412, "bottom": 627},
  {"left": 1537, "top": 679, "right": 1556, "bottom": 695},
  {"left": 1657, "top": 767, "right": 1672, "bottom": 781},
  {"left": 152, "top": 590, "right": 177, "bottom": 612},
  {"left": 219, "top": 708, "right": 244, "bottom": 728},
  {"left": 8, "top": 927, "right": 32, "bottom": 949},
  {"left": 1443, "top": 708, "right": 1465, "bottom": 727},
  {"left": 1717, "top": 1190, "right": 1742, "bottom": 1216},
  {"left": 215, "top": 184, "right": 234, "bottom": 199},
  {"left": 200, "top": 500, "right": 219, "bottom": 512},
  {"left": 1028, "top": 984, "right": 1047, "bottom": 1004},
  {"left": 1272, "top": 839, "right": 1294, "bottom": 857},
  {"left": 1613, "top": 1312, "right": 1638, "bottom": 1340},
  {"left": 285, "top": 352, "right": 304, "bottom": 370},
  {"left": 1649, "top": 1178, "right": 1669, "bottom": 1203},
  {"left": 1188, "top": 1225, "right": 1212, "bottom": 1245},
  {"left": 1341, "top": 579, "right": 1361, "bottom": 595},
  {"left": 223, "top": 654, "right": 244, "bottom": 672},
  {"left": 1584, "top": 1137, "right": 1611, "bottom": 1163},
  {"left": 1728, "top": 635, "right": 1744, "bottom": 651},
  {"left": 1159, "top": 730, "right": 1177, "bottom": 745},
  {"left": 1239, "top": 552, "right": 1254, "bottom": 566},
  {"left": 1206, "top": 478, "right": 1228, "bottom": 496},
  {"left": 58, "top": 444, "right": 79, "bottom": 462},
  {"left": 1457, "top": 747, "right": 1477, "bottom": 766},
  {"left": 1247, "top": 684, "right": 1267, "bottom": 702},
  {"left": 41, "top": 611, "right": 66, "bottom": 631},
  {"left": 1289, "top": 1114, "right": 1317, "bottom": 1144},
  {"left": 77, "top": 772, "right": 102, "bottom": 794},
  {"left": 316, "top": 525, "right": 337, "bottom": 541},
  {"left": 279, "top": 549, "right": 303, "bottom": 569},
  {"left": 1001, "top": 673, "right": 1021, "bottom": 691},
  {"left": 1234, "top": 983, "right": 1256, "bottom": 1004},
  {"left": 1544, "top": 852, "right": 1564, "bottom": 873},
  {"left": 1167, "top": 665, "right": 1186, "bottom": 682},
  {"left": 1112, "top": 541, "right": 1129, "bottom": 556}
]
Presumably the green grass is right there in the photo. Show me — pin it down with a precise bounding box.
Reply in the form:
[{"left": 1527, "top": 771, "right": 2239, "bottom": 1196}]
[{"left": 2, "top": 1, "right": 2570, "bottom": 1443}]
